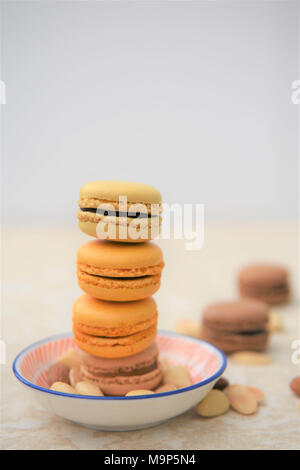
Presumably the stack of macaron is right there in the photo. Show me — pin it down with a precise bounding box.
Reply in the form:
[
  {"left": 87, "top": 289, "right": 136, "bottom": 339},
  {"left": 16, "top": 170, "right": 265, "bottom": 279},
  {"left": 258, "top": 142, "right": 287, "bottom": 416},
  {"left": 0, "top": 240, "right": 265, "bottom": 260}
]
[
  {"left": 201, "top": 263, "right": 290, "bottom": 353},
  {"left": 72, "top": 181, "right": 165, "bottom": 395}
]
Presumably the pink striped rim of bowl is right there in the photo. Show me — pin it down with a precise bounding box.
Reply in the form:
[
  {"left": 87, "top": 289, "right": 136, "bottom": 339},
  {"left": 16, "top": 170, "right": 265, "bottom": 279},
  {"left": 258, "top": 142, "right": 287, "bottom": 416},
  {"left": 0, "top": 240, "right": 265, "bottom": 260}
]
[{"left": 13, "top": 330, "right": 226, "bottom": 400}]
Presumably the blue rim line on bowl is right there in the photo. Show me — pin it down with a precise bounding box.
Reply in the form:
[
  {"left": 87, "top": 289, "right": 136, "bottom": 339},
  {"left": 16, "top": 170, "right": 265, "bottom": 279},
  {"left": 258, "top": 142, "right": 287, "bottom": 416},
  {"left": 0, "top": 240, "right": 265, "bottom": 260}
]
[{"left": 12, "top": 330, "right": 227, "bottom": 400}]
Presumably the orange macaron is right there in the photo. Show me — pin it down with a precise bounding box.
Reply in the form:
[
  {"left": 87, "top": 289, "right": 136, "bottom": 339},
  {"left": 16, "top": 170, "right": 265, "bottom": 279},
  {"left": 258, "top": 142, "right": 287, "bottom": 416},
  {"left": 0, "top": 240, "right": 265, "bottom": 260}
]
[
  {"left": 77, "top": 240, "right": 164, "bottom": 302},
  {"left": 72, "top": 295, "right": 158, "bottom": 358}
]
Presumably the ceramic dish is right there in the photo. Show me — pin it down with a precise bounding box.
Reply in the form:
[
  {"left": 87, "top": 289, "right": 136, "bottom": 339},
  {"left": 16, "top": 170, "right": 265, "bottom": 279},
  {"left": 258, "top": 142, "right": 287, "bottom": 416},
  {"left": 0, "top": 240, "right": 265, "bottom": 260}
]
[{"left": 13, "top": 330, "right": 226, "bottom": 431}]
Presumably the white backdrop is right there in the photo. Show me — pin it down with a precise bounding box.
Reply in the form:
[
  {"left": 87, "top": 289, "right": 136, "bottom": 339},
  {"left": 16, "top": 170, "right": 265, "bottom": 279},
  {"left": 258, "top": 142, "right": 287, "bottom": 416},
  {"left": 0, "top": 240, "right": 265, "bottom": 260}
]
[{"left": 1, "top": 0, "right": 299, "bottom": 225}]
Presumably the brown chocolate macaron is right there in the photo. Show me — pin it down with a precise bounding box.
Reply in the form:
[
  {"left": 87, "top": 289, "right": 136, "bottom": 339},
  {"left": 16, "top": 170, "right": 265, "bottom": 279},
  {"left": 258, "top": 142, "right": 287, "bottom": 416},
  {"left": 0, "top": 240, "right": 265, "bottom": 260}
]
[
  {"left": 202, "top": 300, "right": 270, "bottom": 353},
  {"left": 238, "top": 264, "right": 290, "bottom": 305}
]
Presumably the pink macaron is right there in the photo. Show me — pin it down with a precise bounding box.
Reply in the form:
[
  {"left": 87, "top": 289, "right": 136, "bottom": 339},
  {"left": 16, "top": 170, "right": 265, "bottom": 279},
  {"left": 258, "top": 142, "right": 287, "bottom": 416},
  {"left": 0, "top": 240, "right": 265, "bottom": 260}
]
[{"left": 79, "top": 342, "right": 163, "bottom": 396}]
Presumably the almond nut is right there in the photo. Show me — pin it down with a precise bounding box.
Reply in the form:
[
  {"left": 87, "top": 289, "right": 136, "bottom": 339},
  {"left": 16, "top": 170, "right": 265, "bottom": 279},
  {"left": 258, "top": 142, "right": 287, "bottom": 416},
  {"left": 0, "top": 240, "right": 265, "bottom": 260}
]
[
  {"left": 75, "top": 381, "right": 103, "bottom": 396},
  {"left": 225, "top": 385, "right": 258, "bottom": 415},
  {"left": 175, "top": 319, "right": 201, "bottom": 338},
  {"left": 159, "top": 358, "right": 171, "bottom": 373},
  {"left": 267, "top": 311, "right": 284, "bottom": 332},
  {"left": 164, "top": 366, "right": 192, "bottom": 388},
  {"left": 230, "top": 351, "right": 272, "bottom": 365},
  {"left": 50, "top": 382, "right": 76, "bottom": 394},
  {"left": 290, "top": 377, "right": 300, "bottom": 397},
  {"left": 197, "top": 390, "right": 230, "bottom": 417},
  {"left": 59, "top": 349, "right": 82, "bottom": 369},
  {"left": 247, "top": 386, "right": 265, "bottom": 402},
  {"left": 69, "top": 366, "right": 82, "bottom": 387},
  {"left": 229, "top": 384, "right": 265, "bottom": 402}
]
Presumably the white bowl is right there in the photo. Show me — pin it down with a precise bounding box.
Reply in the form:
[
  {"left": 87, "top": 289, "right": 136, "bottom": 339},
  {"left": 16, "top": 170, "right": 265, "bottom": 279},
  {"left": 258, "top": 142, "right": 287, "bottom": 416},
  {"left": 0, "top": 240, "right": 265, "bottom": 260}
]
[{"left": 13, "top": 330, "right": 226, "bottom": 431}]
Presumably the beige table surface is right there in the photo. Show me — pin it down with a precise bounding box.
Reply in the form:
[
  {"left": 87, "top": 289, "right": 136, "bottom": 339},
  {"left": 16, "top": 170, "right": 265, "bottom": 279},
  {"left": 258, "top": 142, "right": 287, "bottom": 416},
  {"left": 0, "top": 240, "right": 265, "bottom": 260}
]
[{"left": 1, "top": 224, "right": 299, "bottom": 450}]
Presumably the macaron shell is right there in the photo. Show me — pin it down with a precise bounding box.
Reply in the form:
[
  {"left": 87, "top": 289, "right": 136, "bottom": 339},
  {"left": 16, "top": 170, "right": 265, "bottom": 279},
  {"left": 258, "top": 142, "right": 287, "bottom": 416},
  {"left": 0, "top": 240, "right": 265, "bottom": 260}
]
[
  {"left": 238, "top": 264, "right": 289, "bottom": 287},
  {"left": 78, "top": 220, "right": 99, "bottom": 238},
  {"left": 78, "top": 274, "right": 161, "bottom": 301},
  {"left": 73, "top": 295, "right": 157, "bottom": 331},
  {"left": 202, "top": 326, "right": 269, "bottom": 353},
  {"left": 80, "top": 364, "right": 163, "bottom": 396},
  {"left": 238, "top": 264, "right": 290, "bottom": 305},
  {"left": 239, "top": 284, "right": 290, "bottom": 305},
  {"left": 79, "top": 180, "right": 162, "bottom": 205},
  {"left": 73, "top": 324, "right": 157, "bottom": 358},
  {"left": 77, "top": 240, "right": 164, "bottom": 271},
  {"left": 80, "top": 342, "right": 159, "bottom": 376},
  {"left": 78, "top": 219, "right": 160, "bottom": 242},
  {"left": 202, "top": 300, "right": 269, "bottom": 332}
]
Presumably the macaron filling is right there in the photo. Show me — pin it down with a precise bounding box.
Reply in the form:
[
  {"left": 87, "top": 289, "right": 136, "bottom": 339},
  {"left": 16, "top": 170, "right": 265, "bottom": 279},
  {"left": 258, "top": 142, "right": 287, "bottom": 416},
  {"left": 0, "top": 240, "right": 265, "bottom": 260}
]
[
  {"left": 203, "top": 319, "right": 268, "bottom": 332},
  {"left": 77, "top": 261, "right": 163, "bottom": 298},
  {"left": 242, "top": 284, "right": 289, "bottom": 294},
  {"left": 77, "top": 262, "right": 164, "bottom": 278},
  {"left": 82, "top": 357, "right": 158, "bottom": 378},
  {"left": 73, "top": 324, "right": 158, "bottom": 358},
  {"left": 235, "top": 328, "right": 267, "bottom": 336},
  {"left": 83, "top": 363, "right": 158, "bottom": 378},
  {"left": 73, "top": 314, "right": 157, "bottom": 337},
  {"left": 202, "top": 327, "right": 269, "bottom": 351},
  {"left": 77, "top": 270, "right": 161, "bottom": 289},
  {"left": 80, "top": 207, "right": 155, "bottom": 219},
  {"left": 203, "top": 327, "right": 268, "bottom": 338},
  {"left": 74, "top": 324, "right": 157, "bottom": 345}
]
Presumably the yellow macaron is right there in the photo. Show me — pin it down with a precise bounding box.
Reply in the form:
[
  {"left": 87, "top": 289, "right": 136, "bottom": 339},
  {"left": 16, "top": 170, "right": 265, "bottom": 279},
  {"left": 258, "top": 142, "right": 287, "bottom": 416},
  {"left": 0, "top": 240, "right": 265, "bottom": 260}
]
[
  {"left": 77, "top": 180, "right": 162, "bottom": 242},
  {"left": 77, "top": 240, "right": 164, "bottom": 301}
]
